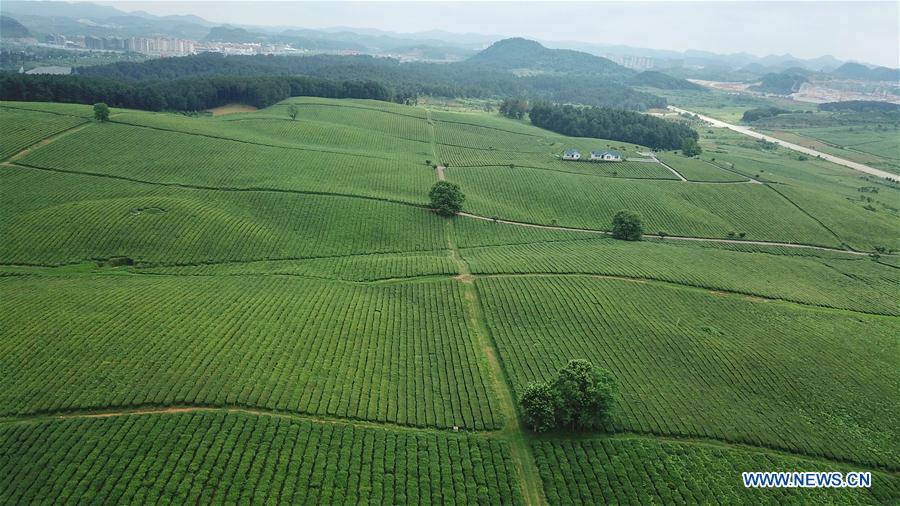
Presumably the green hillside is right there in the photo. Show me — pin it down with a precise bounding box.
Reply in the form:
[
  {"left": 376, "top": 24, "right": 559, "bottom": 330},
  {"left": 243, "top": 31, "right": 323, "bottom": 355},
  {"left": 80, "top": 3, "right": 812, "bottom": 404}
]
[{"left": 1, "top": 97, "right": 897, "bottom": 504}]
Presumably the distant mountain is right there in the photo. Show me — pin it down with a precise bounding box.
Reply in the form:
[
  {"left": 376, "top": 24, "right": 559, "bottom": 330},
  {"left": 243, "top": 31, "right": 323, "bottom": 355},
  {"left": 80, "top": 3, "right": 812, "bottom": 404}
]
[
  {"left": 465, "top": 38, "right": 631, "bottom": 78},
  {"left": 629, "top": 70, "right": 704, "bottom": 91},
  {"left": 1, "top": 1, "right": 126, "bottom": 20},
  {"left": 831, "top": 62, "right": 900, "bottom": 82},
  {"left": 203, "top": 26, "right": 262, "bottom": 43},
  {"left": 0, "top": 15, "right": 30, "bottom": 38}
]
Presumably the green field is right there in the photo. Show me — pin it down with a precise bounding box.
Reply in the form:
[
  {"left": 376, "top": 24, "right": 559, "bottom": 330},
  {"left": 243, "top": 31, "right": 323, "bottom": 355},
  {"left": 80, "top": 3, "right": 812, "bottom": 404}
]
[
  {"left": 533, "top": 437, "right": 900, "bottom": 504},
  {"left": 0, "top": 412, "right": 522, "bottom": 504},
  {"left": 1, "top": 98, "right": 897, "bottom": 504}
]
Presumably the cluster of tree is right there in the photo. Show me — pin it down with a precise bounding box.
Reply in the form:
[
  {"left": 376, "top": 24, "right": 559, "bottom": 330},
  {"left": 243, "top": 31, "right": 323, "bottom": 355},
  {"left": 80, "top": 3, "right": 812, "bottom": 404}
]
[
  {"left": 499, "top": 98, "right": 529, "bottom": 119},
  {"left": 520, "top": 360, "right": 617, "bottom": 433},
  {"left": 680, "top": 138, "right": 702, "bottom": 157},
  {"left": 428, "top": 181, "right": 465, "bottom": 216},
  {"left": 741, "top": 107, "right": 790, "bottom": 122},
  {"left": 611, "top": 210, "right": 643, "bottom": 241},
  {"left": 529, "top": 103, "right": 698, "bottom": 150},
  {"left": 75, "top": 52, "right": 667, "bottom": 111},
  {"left": 749, "top": 72, "right": 808, "bottom": 95},
  {"left": 819, "top": 100, "right": 900, "bottom": 113},
  {"left": 0, "top": 73, "right": 391, "bottom": 111}
]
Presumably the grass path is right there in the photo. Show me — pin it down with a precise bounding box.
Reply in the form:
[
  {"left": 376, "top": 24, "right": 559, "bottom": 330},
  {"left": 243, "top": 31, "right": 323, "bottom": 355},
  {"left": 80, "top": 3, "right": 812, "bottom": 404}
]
[{"left": 446, "top": 220, "right": 547, "bottom": 505}]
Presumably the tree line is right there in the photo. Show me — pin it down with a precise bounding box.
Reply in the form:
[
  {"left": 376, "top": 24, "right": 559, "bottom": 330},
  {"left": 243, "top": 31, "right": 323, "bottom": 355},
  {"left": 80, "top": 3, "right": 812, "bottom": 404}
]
[
  {"left": 528, "top": 102, "right": 698, "bottom": 150},
  {"left": 74, "top": 52, "right": 666, "bottom": 111},
  {"left": 0, "top": 73, "right": 391, "bottom": 111}
]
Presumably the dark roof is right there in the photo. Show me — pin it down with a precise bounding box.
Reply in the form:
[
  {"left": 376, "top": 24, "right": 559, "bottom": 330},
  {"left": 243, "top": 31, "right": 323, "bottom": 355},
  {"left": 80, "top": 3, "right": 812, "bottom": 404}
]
[
  {"left": 591, "top": 150, "right": 622, "bottom": 157},
  {"left": 564, "top": 149, "right": 580, "bottom": 155}
]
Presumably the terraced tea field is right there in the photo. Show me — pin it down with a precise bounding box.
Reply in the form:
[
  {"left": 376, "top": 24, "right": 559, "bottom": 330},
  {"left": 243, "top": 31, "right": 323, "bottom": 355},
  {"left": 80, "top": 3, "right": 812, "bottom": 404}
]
[
  {"left": 1, "top": 412, "right": 522, "bottom": 504},
  {"left": 1, "top": 98, "right": 897, "bottom": 504}
]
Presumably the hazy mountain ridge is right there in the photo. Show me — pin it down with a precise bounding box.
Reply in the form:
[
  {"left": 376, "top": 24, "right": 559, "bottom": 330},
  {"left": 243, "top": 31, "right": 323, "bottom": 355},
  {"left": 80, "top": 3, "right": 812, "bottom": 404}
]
[{"left": 3, "top": 0, "right": 886, "bottom": 75}]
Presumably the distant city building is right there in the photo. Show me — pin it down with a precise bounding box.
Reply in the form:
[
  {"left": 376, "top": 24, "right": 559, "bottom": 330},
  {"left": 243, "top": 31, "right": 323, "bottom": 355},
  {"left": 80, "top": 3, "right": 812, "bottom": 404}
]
[
  {"left": 84, "top": 36, "right": 102, "bottom": 50},
  {"left": 43, "top": 32, "right": 196, "bottom": 56}
]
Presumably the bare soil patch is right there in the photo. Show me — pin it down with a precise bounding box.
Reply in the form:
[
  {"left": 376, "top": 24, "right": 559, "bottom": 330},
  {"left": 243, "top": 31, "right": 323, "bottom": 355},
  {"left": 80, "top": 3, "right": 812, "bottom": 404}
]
[{"left": 207, "top": 103, "right": 258, "bottom": 116}]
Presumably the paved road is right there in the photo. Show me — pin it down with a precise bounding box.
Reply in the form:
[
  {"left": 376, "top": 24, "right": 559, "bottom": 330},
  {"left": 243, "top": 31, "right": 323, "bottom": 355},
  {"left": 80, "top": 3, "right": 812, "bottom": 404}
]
[{"left": 668, "top": 106, "right": 897, "bottom": 180}]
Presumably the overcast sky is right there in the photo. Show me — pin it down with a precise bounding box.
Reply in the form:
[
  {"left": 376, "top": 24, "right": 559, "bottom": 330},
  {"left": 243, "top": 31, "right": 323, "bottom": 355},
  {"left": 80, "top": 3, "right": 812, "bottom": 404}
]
[{"left": 97, "top": 1, "right": 899, "bottom": 67}]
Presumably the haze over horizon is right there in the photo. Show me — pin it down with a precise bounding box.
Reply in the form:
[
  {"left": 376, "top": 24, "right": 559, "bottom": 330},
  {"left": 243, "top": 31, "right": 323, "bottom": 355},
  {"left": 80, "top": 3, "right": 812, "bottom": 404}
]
[{"left": 89, "top": 1, "right": 900, "bottom": 68}]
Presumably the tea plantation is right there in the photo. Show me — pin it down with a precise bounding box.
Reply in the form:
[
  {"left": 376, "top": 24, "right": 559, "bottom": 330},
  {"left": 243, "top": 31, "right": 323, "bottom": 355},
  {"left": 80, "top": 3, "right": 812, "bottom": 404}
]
[{"left": 1, "top": 98, "right": 897, "bottom": 504}]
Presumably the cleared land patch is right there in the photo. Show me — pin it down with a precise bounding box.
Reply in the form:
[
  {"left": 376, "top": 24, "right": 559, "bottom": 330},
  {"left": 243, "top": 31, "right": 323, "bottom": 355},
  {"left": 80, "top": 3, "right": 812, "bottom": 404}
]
[{"left": 207, "top": 103, "right": 258, "bottom": 116}]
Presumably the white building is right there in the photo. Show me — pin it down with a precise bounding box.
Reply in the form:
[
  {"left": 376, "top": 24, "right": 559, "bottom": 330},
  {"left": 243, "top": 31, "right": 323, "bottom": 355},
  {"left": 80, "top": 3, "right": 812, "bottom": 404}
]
[
  {"left": 590, "top": 150, "right": 623, "bottom": 162},
  {"left": 562, "top": 149, "right": 581, "bottom": 161}
]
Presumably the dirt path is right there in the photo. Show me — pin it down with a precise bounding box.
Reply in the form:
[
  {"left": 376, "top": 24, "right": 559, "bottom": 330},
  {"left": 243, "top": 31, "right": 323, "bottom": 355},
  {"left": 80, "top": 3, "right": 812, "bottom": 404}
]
[
  {"left": 446, "top": 221, "right": 547, "bottom": 505},
  {"left": 650, "top": 155, "right": 687, "bottom": 181},
  {"left": 436, "top": 165, "right": 446, "bottom": 181},
  {"left": 3, "top": 404, "right": 500, "bottom": 436},
  {"left": 457, "top": 212, "right": 869, "bottom": 256},
  {"left": 668, "top": 106, "right": 897, "bottom": 180},
  {"left": 4, "top": 121, "right": 92, "bottom": 163}
]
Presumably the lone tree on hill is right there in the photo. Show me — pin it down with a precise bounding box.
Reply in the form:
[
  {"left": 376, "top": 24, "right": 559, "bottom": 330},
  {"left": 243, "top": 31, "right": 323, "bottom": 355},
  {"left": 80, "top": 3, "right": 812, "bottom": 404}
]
[
  {"left": 611, "top": 210, "right": 643, "bottom": 241},
  {"left": 93, "top": 102, "right": 109, "bottom": 122},
  {"left": 681, "top": 137, "right": 702, "bottom": 157},
  {"left": 288, "top": 104, "right": 299, "bottom": 121},
  {"left": 428, "top": 181, "right": 465, "bottom": 216},
  {"left": 520, "top": 359, "right": 617, "bottom": 433}
]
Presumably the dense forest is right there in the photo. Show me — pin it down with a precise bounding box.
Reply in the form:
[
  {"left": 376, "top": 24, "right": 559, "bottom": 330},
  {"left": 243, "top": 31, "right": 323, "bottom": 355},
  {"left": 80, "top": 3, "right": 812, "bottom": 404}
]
[
  {"left": 0, "top": 73, "right": 391, "bottom": 110},
  {"left": 741, "top": 107, "right": 790, "bottom": 122},
  {"left": 529, "top": 103, "right": 698, "bottom": 150},
  {"left": 819, "top": 100, "right": 900, "bottom": 113},
  {"left": 75, "top": 52, "right": 666, "bottom": 110}
]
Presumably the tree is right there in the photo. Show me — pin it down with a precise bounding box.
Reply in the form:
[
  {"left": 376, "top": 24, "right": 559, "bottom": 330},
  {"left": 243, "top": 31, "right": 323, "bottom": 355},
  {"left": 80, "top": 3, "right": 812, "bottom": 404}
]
[
  {"left": 681, "top": 137, "right": 702, "bottom": 157},
  {"left": 93, "top": 102, "right": 109, "bottom": 122},
  {"left": 288, "top": 104, "right": 299, "bottom": 121},
  {"left": 428, "top": 181, "right": 465, "bottom": 216},
  {"left": 499, "top": 98, "right": 529, "bottom": 119},
  {"left": 611, "top": 210, "right": 643, "bottom": 241},
  {"left": 520, "top": 382, "right": 560, "bottom": 433},
  {"left": 552, "top": 359, "right": 617, "bottom": 430},
  {"left": 518, "top": 359, "right": 617, "bottom": 433}
]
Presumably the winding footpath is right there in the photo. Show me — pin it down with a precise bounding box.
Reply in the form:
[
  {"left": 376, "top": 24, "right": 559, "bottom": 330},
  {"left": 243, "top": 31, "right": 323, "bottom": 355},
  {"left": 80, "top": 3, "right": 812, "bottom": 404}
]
[{"left": 668, "top": 106, "right": 897, "bottom": 180}]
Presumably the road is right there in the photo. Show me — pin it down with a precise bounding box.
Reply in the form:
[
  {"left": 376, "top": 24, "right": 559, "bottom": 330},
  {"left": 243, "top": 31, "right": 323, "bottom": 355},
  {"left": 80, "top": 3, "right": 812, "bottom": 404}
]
[{"left": 667, "top": 106, "right": 897, "bottom": 180}]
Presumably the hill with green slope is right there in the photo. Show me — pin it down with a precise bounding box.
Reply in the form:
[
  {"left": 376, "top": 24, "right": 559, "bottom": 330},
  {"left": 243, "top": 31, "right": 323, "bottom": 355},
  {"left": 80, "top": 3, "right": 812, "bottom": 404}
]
[
  {"left": 0, "top": 15, "right": 30, "bottom": 38},
  {"left": 1, "top": 98, "right": 897, "bottom": 505},
  {"left": 465, "top": 37, "right": 630, "bottom": 78}
]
